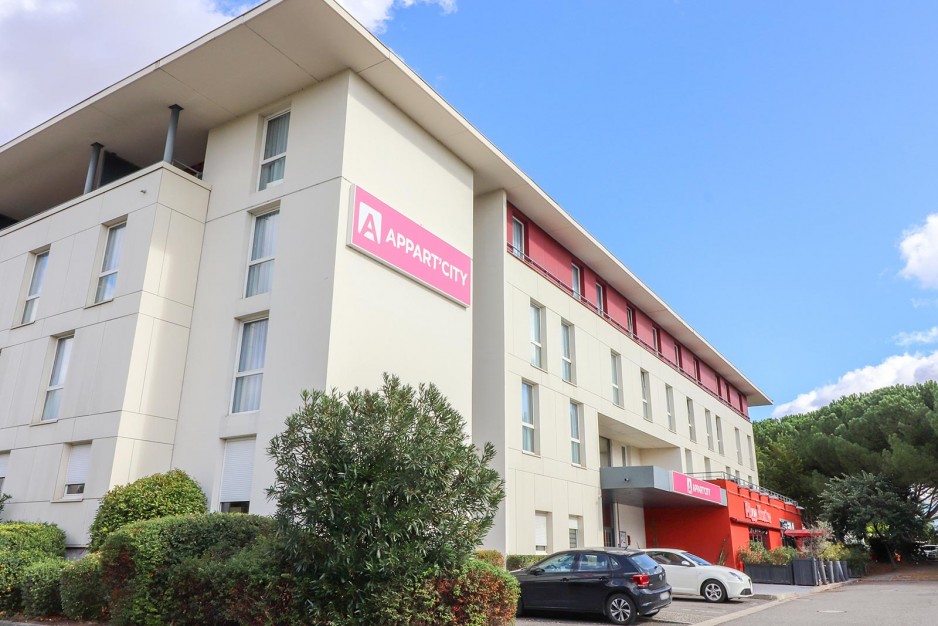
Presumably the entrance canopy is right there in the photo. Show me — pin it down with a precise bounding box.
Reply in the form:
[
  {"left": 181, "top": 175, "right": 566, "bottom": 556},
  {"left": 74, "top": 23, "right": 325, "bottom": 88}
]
[{"left": 600, "top": 466, "right": 727, "bottom": 508}]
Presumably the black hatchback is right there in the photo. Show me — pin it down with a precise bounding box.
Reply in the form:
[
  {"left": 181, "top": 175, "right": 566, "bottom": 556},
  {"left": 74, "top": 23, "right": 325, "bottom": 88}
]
[{"left": 511, "top": 548, "right": 671, "bottom": 625}]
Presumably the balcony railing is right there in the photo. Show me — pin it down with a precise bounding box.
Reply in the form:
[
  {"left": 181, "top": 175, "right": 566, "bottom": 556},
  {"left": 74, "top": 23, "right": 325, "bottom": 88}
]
[{"left": 688, "top": 471, "right": 800, "bottom": 507}]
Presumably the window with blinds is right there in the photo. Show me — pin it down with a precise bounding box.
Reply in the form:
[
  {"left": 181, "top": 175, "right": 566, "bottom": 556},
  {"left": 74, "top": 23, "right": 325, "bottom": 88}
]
[
  {"left": 232, "top": 319, "right": 268, "bottom": 413},
  {"left": 258, "top": 111, "right": 290, "bottom": 191},
  {"left": 64, "top": 443, "right": 91, "bottom": 498},
  {"left": 534, "top": 511, "right": 549, "bottom": 554},
  {"left": 220, "top": 438, "right": 255, "bottom": 513},
  {"left": 0, "top": 452, "right": 9, "bottom": 493}
]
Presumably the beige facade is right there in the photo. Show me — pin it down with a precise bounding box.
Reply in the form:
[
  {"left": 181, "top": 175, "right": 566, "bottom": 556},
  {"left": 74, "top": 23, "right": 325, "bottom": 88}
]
[{"left": 0, "top": 0, "right": 767, "bottom": 550}]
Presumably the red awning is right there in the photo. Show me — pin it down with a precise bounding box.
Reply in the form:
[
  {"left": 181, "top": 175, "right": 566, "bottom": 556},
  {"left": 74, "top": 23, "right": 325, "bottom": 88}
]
[{"left": 783, "top": 529, "right": 822, "bottom": 537}]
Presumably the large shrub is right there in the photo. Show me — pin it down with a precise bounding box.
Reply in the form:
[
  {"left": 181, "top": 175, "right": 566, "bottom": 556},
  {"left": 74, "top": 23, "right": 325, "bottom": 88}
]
[
  {"left": 506, "top": 554, "right": 542, "bottom": 571},
  {"left": 430, "top": 560, "right": 519, "bottom": 626},
  {"left": 266, "top": 375, "right": 504, "bottom": 625},
  {"left": 100, "top": 513, "right": 275, "bottom": 626},
  {"left": 20, "top": 557, "right": 66, "bottom": 617},
  {"left": 61, "top": 553, "right": 109, "bottom": 621},
  {"left": 88, "top": 469, "right": 207, "bottom": 550},
  {"left": 0, "top": 522, "right": 65, "bottom": 611},
  {"left": 474, "top": 550, "right": 505, "bottom": 569}
]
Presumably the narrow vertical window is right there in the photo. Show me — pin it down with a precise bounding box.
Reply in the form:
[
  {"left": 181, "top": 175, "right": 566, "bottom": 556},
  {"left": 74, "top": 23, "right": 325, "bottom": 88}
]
[
  {"left": 63, "top": 443, "right": 91, "bottom": 498},
  {"left": 610, "top": 351, "right": 622, "bottom": 405},
  {"left": 22, "top": 251, "right": 49, "bottom": 324},
  {"left": 220, "top": 438, "right": 255, "bottom": 513},
  {"left": 569, "top": 402, "right": 582, "bottom": 465},
  {"left": 534, "top": 511, "right": 549, "bottom": 554},
  {"left": 94, "top": 222, "right": 125, "bottom": 303},
  {"left": 705, "top": 410, "right": 714, "bottom": 451},
  {"left": 686, "top": 398, "right": 697, "bottom": 442},
  {"left": 640, "top": 370, "right": 651, "bottom": 421},
  {"left": 715, "top": 415, "right": 725, "bottom": 455},
  {"left": 652, "top": 327, "right": 660, "bottom": 354},
  {"left": 258, "top": 111, "right": 290, "bottom": 190},
  {"left": 511, "top": 217, "right": 525, "bottom": 258},
  {"left": 694, "top": 358, "right": 701, "bottom": 382},
  {"left": 42, "top": 335, "right": 74, "bottom": 421},
  {"left": 704, "top": 456, "right": 712, "bottom": 474},
  {"left": 684, "top": 449, "right": 694, "bottom": 473},
  {"left": 568, "top": 516, "right": 583, "bottom": 548},
  {"left": 599, "top": 436, "right": 611, "bottom": 468},
  {"left": 521, "top": 382, "right": 536, "bottom": 453},
  {"left": 665, "top": 385, "right": 675, "bottom": 431},
  {"left": 620, "top": 445, "right": 629, "bottom": 467},
  {"left": 0, "top": 452, "right": 9, "bottom": 493},
  {"left": 529, "top": 303, "right": 543, "bottom": 368},
  {"left": 674, "top": 344, "right": 681, "bottom": 368},
  {"left": 232, "top": 319, "right": 268, "bottom": 413},
  {"left": 735, "top": 428, "right": 743, "bottom": 465},
  {"left": 747, "top": 434, "right": 755, "bottom": 469},
  {"left": 571, "top": 264, "right": 582, "bottom": 299},
  {"left": 596, "top": 283, "right": 605, "bottom": 315},
  {"left": 626, "top": 307, "right": 635, "bottom": 334},
  {"left": 560, "top": 322, "right": 574, "bottom": 382},
  {"left": 245, "top": 210, "right": 279, "bottom": 297}
]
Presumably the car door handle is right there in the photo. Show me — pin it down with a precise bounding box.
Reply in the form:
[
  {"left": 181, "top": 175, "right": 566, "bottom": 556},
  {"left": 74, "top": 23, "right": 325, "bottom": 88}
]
[
  {"left": 598, "top": 576, "right": 609, "bottom": 581},
  {"left": 562, "top": 577, "right": 570, "bottom": 582}
]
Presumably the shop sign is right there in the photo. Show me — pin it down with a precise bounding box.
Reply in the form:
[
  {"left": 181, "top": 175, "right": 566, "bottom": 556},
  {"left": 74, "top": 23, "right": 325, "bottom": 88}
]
[
  {"left": 780, "top": 518, "right": 795, "bottom": 530},
  {"left": 744, "top": 501, "right": 773, "bottom": 524},
  {"left": 349, "top": 186, "right": 472, "bottom": 306},
  {"left": 671, "top": 471, "right": 723, "bottom": 504}
]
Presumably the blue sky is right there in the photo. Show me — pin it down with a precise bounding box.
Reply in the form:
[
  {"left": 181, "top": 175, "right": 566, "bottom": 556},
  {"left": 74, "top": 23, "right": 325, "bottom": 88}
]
[{"left": 2, "top": 0, "right": 936, "bottom": 420}]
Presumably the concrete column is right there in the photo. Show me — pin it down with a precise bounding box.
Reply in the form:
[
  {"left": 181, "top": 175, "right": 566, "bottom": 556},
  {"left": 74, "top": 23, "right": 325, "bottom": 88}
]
[
  {"left": 83, "top": 142, "right": 103, "bottom": 194},
  {"left": 162, "top": 104, "right": 183, "bottom": 163}
]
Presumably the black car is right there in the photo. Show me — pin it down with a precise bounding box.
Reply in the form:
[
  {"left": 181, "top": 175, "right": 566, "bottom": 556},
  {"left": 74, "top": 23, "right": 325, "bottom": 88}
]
[{"left": 511, "top": 548, "right": 672, "bottom": 625}]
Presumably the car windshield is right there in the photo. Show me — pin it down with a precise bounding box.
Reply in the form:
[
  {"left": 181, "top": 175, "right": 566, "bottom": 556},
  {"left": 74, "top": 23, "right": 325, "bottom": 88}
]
[
  {"left": 682, "top": 552, "right": 712, "bottom": 566},
  {"left": 630, "top": 553, "right": 662, "bottom": 573}
]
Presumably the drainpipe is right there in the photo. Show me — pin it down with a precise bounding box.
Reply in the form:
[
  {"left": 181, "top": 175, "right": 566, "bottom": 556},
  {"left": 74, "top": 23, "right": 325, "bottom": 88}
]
[
  {"left": 84, "top": 142, "right": 103, "bottom": 194},
  {"left": 162, "top": 104, "right": 183, "bottom": 164}
]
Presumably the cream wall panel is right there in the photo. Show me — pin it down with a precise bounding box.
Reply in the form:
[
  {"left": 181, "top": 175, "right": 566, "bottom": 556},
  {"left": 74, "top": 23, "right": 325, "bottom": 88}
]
[
  {"left": 142, "top": 205, "right": 170, "bottom": 296},
  {"left": 159, "top": 211, "right": 205, "bottom": 305},
  {"left": 616, "top": 504, "right": 646, "bottom": 549},
  {"left": 156, "top": 169, "right": 212, "bottom": 224},
  {"left": 138, "top": 319, "right": 189, "bottom": 420}
]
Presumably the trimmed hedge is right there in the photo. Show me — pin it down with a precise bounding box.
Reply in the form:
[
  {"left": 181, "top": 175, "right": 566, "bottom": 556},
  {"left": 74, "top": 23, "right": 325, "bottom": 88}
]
[
  {"left": 100, "top": 513, "right": 276, "bottom": 626},
  {"left": 0, "top": 522, "right": 66, "bottom": 611},
  {"left": 89, "top": 469, "right": 207, "bottom": 550},
  {"left": 474, "top": 550, "right": 505, "bottom": 569},
  {"left": 61, "top": 553, "right": 109, "bottom": 621},
  {"left": 506, "top": 554, "right": 542, "bottom": 571},
  {"left": 431, "top": 559, "right": 520, "bottom": 626},
  {"left": 20, "top": 557, "right": 67, "bottom": 617}
]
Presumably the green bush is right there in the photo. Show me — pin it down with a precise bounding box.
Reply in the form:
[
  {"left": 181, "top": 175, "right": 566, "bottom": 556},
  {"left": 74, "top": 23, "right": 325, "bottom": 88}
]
[
  {"left": 767, "top": 546, "right": 798, "bottom": 565},
  {"left": 430, "top": 560, "right": 520, "bottom": 626},
  {"left": 61, "top": 553, "right": 109, "bottom": 621},
  {"left": 20, "top": 557, "right": 66, "bottom": 617},
  {"left": 100, "top": 513, "right": 276, "bottom": 626},
  {"left": 88, "top": 469, "right": 207, "bottom": 551},
  {"left": 474, "top": 550, "right": 504, "bottom": 569},
  {"left": 737, "top": 540, "right": 769, "bottom": 564},
  {"left": 506, "top": 554, "right": 542, "bottom": 571},
  {"left": 0, "top": 522, "right": 66, "bottom": 612}
]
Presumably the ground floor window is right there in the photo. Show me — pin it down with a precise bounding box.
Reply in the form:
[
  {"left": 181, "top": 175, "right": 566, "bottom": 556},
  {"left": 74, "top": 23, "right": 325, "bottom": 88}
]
[{"left": 749, "top": 527, "right": 768, "bottom": 547}]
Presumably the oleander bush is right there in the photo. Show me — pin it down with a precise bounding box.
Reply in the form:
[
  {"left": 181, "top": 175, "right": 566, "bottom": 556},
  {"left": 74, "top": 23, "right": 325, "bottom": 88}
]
[
  {"left": 429, "top": 559, "right": 520, "bottom": 626},
  {"left": 88, "top": 469, "right": 207, "bottom": 551},
  {"left": 60, "top": 552, "right": 109, "bottom": 621},
  {"left": 20, "top": 557, "right": 67, "bottom": 617},
  {"left": 474, "top": 550, "right": 505, "bottom": 569},
  {"left": 506, "top": 554, "right": 542, "bottom": 571}
]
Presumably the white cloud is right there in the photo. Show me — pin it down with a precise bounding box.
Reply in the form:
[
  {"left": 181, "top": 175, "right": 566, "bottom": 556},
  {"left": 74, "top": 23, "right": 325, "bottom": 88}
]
[
  {"left": 894, "top": 326, "right": 938, "bottom": 347},
  {"left": 900, "top": 213, "right": 938, "bottom": 290},
  {"left": 0, "top": 0, "right": 456, "bottom": 144},
  {"left": 771, "top": 351, "right": 938, "bottom": 417}
]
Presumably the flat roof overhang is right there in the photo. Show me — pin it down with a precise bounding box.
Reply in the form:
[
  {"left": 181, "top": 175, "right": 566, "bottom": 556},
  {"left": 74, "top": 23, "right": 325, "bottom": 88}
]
[
  {"left": 601, "top": 466, "right": 727, "bottom": 509},
  {"left": 0, "top": 0, "right": 770, "bottom": 407}
]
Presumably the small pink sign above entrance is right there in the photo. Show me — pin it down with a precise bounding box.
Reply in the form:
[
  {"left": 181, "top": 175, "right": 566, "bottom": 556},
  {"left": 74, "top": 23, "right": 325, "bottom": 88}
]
[
  {"left": 348, "top": 186, "right": 471, "bottom": 306},
  {"left": 671, "top": 471, "right": 724, "bottom": 505}
]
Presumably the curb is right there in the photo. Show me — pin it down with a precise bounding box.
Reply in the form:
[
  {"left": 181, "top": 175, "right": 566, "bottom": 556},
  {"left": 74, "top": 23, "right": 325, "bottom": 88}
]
[{"left": 694, "top": 580, "right": 856, "bottom": 626}]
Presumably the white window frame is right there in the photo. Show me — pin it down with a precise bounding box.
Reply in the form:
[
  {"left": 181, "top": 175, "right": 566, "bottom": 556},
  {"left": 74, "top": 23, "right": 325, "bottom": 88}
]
[
  {"left": 704, "top": 456, "right": 712, "bottom": 474},
  {"left": 684, "top": 449, "right": 694, "bottom": 473},
  {"left": 666, "top": 385, "right": 676, "bottom": 431},
  {"left": 94, "top": 222, "right": 126, "bottom": 304},
  {"left": 674, "top": 344, "right": 681, "bottom": 368},
  {"left": 62, "top": 443, "right": 91, "bottom": 499},
  {"left": 571, "top": 264, "right": 582, "bottom": 299},
  {"left": 220, "top": 437, "right": 256, "bottom": 513},
  {"left": 569, "top": 401, "right": 583, "bottom": 466},
  {"left": 522, "top": 382, "right": 537, "bottom": 454},
  {"left": 705, "top": 410, "right": 714, "bottom": 451},
  {"left": 244, "top": 209, "right": 279, "bottom": 298},
  {"left": 41, "top": 335, "right": 74, "bottom": 422},
  {"left": 735, "top": 427, "right": 743, "bottom": 465},
  {"left": 231, "top": 318, "right": 269, "bottom": 414},
  {"left": 610, "top": 351, "right": 622, "bottom": 406},
  {"left": 715, "top": 415, "right": 725, "bottom": 455},
  {"left": 686, "top": 398, "right": 697, "bottom": 442},
  {"left": 258, "top": 110, "right": 290, "bottom": 191},
  {"left": 596, "top": 283, "right": 605, "bottom": 315},
  {"left": 511, "top": 217, "right": 525, "bottom": 258},
  {"left": 626, "top": 307, "right": 635, "bottom": 334},
  {"left": 640, "top": 369, "right": 651, "bottom": 421},
  {"left": 534, "top": 511, "right": 550, "bottom": 554},
  {"left": 21, "top": 250, "right": 49, "bottom": 325},
  {"left": 560, "top": 321, "right": 574, "bottom": 383},
  {"left": 568, "top": 516, "right": 583, "bottom": 549},
  {"left": 0, "top": 452, "right": 9, "bottom": 493},
  {"left": 530, "top": 303, "right": 544, "bottom": 368},
  {"left": 747, "top": 434, "right": 755, "bottom": 469},
  {"left": 652, "top": 327, "right": 660, "bottom": 354}
]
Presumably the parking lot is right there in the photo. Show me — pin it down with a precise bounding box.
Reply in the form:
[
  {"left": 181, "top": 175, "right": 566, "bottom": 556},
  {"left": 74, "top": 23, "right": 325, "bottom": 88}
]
[{"left": 517, "top": 596, "right": 771, "bottom": 625}]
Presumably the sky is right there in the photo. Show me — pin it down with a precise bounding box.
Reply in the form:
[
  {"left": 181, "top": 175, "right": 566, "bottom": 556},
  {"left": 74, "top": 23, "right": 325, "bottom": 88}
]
[{"left": 1, "top": 0, "right": 937, "bottom": 421}]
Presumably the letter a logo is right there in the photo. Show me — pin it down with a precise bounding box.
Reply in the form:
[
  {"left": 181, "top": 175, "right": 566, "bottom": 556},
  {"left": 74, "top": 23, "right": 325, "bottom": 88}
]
[{"left": 358, "top": 203, "right": 382, "bottom": 244}]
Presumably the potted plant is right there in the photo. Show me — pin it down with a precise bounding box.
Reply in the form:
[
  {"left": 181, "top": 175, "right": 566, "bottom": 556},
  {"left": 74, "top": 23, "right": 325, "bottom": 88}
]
[{"left": 738, "top": 542, "right": 795, "bottom": 585}]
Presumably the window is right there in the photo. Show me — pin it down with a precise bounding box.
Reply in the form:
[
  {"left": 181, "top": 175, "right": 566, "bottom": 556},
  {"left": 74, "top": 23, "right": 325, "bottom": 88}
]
[
  {"left": 686, "top": 398, "right": 697, "bottom": 442},
  {"left": 560, "top": 322, "right": 574, "bottom": 382},
  {"left": 94, "top": 222, "right": 125, "bottom": 303},
  {"left": 0, "top": 452, "right": 8, "bottom": 492},
  {"left": 747, "top": 435, "right": 755, "bottom": 469},
  {"left": 694, "top": 358, "right": 701, "bottom": 382},
  {"left": 640, "top": 370, "right": 651, "bottom": 421},
  {"left": 666, "top": 385, "right": 675, "bottom": 431},
  {"left": 42, "top": 335, "right": 74, "bottom": 421},
  {"left": 511, "top": 218, "right": 525, "bottom": 258},
  {"left": 610, "top": 352, "right": 622, "bottom": 406},
  {"left": 220, "top": 438, "right": 255, "bottom": 513},
  {"left": 21, "top": 251, "right": 49, "bottom": 324},
  {"left": 232, "top": 319, "right": 268, "bottom": 413},
  {"left": 704, "top": 457, "right": 712, "bottom": 474},
  {"left": 63, "top": 443, "right": 91, "bottom": 498},
  {"left": 529, "top": 303, "right": 544, "bottom": 368},
  {"left": 626, "top": 307, "right": 635, "bottom": 334},
  {"left": 245, "top": 210, "right": 279, "bottom": 297},
  {"left": 705, "top": 410, "right": 714, "bottom": 451},
  {"left": 652, "top": 327, "right": 660, "bottom": 354},
  {"left": 620, "top": 445, "right": 629, "bottom": 467},
  {"left": 715, "top": 415, "right": 725, "bottom": 455},
  {"left": 571, "top": 264, "right": 582, "bottom": 299},
  {"left": 596, "top": 283, "right": 605, "bottom": 315},
  {"left": 521, "top": 382, "right": 536, "bottom": 453},
  {"left": 685, "top": 449, "right": 694, "bottom": 473},
  {"left": 258, "top": 111, "right": 290, "bottom": 190},
  {"left": 568, "top": 516, "right": 583, "bottom": 549},
  {"left": 569, "top": 402, "right": 583, "bottom": 465},
  {"left": 534, "top": 511, "right": 550, "bottom": 554},
  {"left": 674, "top": 344, "right": 682, "bottom": 368},
  {"left": 599, "top": 436, "right": 611, "bottom": 468},
  {"left": 735, "top": 427, "right": 743, "bottom": 464}
]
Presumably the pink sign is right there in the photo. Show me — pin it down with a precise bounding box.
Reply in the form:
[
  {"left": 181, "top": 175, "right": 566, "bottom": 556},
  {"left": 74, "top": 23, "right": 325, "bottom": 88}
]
[
  {"left": 671, "top": 472, "right": 723, "bottom": 505},
  {"left": 348, "top": 186, "right": 471, "bottom": 306}
]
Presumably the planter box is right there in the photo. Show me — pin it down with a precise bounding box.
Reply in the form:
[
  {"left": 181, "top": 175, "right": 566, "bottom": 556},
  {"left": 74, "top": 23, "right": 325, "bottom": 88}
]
[
  {"left": 743, "top": 563, "right": 794, "bottom": 585},
  {"left": 792, "top": 558, "right": 819, "bottom": 586},
  {"left": 847, "top": 562, "right": 867, "bottom": 578}
]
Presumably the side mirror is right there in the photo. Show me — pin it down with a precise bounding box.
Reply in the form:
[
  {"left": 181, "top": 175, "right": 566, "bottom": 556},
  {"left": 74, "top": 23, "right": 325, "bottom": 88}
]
[
  {"left": 680, "top": 560, "right": 692, "bottom": 567},
  {"left": 530, "top": 567, "right": 545, "bottom": 576}
]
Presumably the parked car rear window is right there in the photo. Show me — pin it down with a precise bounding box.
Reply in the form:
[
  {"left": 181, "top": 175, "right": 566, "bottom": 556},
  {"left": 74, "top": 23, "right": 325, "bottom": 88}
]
[{"left": 630, "top": 553, "right": 662, "bottom": 573}]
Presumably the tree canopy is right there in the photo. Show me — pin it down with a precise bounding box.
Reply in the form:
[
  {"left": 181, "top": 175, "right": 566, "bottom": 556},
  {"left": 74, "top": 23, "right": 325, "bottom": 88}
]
[{"left": 754, "top": 382, "right": 938, "bottom": 522}]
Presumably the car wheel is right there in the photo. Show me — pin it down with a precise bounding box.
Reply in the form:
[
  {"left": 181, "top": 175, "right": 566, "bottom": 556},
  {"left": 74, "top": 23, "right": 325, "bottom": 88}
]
[
  {"left": 702, "top": 579, "right": 727, "bottom": 603},
  {"left": 606, "top": 593, "right": 637, "bottom": 625}
]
